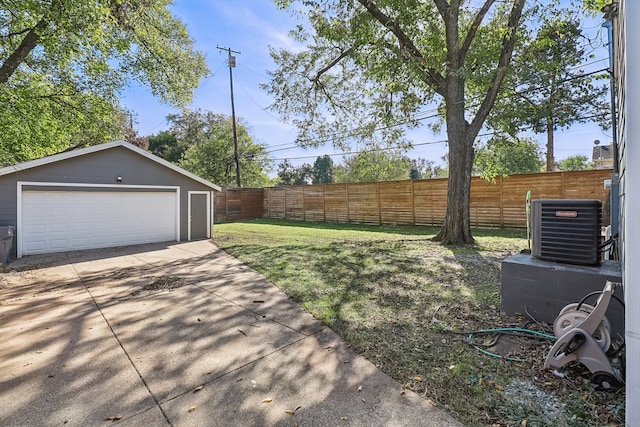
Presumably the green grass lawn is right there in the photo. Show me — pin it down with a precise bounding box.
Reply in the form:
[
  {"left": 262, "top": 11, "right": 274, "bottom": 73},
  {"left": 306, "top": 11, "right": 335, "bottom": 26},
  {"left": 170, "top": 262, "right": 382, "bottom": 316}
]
[{"left": 213, "top": 219, "right": 624, "bottom": 426}]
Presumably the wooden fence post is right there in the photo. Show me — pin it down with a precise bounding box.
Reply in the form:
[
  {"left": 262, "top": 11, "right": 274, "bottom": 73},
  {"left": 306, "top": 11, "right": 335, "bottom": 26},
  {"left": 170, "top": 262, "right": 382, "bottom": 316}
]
[
  {"left": 377, "top": 182, "right": 382, "bottom": 225},
  {"left": 411, "top": 180, "right": 416, "bottom": 226},
  {"left": 346, "top": 183, "right": 350, "bottom": 224},
  {"left": 499, "top": 176, "right": 504, "bottom": 230},
  {"left": 430, "top": 181, "right": 434, "bottom": 226},
  {"left": 322, "top": 183, "right": 326, "bottom": 222}
]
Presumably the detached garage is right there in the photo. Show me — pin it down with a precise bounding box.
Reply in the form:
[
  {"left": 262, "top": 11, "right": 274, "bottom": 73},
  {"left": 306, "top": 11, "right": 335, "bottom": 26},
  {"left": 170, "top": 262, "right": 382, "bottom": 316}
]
[{"left": 0, "top": 140, "right": 221, "bottom": 258}]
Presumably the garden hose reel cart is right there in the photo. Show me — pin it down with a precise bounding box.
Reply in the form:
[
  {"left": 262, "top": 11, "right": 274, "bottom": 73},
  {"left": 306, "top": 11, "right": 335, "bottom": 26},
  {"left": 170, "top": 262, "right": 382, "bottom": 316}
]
[{"left": 544, "top": 281, "right": 624, "bottom": 391}]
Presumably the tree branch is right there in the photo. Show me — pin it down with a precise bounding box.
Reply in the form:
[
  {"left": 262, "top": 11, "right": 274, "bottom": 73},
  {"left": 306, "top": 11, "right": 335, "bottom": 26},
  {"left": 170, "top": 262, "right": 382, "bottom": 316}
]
[
  {"left": 459, "top": 0, "right": 497, "bottom": 64},
  {"left": 311, "top": 47, "right": 356, "bottom": 82},
  {"left": 469, "top": 0, "right": 525, "bottom": 136},
  {"left": 356, "top": 0, "right": 445, "bottom": 95},
  {"left": 515, "top": 91, "right": 538, "bottom": 108},
  {"left": 0, "top": 18, "right": 48, "bottom": 85},
  {"left": 433, "top": 0, "right": 449, "bottom": 18},
  {"left": 1, "top": 27, "right": 34, "bottom": 38}
]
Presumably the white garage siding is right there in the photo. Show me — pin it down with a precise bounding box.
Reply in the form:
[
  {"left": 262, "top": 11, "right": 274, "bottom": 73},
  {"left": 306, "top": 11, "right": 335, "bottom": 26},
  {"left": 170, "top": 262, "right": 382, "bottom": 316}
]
[{"left": 17, "top": 183, "right": 180, "bottom": 257}]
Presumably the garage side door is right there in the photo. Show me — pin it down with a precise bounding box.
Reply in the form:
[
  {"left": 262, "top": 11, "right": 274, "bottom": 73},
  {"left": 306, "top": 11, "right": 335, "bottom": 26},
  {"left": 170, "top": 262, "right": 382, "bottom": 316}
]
[{"left": 21, "top": 191, "right": 177, "bottom": 255}]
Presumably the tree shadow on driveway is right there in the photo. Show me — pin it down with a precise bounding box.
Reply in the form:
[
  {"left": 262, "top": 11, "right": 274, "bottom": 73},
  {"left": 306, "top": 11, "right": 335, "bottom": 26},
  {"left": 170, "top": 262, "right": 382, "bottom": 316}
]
[{"left": 0, "top": 241, "right": 460, "bottom": 426}]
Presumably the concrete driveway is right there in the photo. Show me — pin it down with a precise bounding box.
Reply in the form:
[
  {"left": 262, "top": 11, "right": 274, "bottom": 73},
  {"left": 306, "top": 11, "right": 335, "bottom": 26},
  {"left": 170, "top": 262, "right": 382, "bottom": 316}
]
[{"left": 0, "top": 241, "right": 461, "bottom": 426}]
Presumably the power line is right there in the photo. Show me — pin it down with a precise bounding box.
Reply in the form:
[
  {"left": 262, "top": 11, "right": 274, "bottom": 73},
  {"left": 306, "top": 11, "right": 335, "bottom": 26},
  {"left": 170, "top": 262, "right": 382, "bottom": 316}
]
[
  {"left": 233, "top": 72, "right": 286, "bottom": 125},
  {"left": 264, "top": 108, "right": 441, "bottom": 154},
  {"left": 268, "top": 138, "right": 448, "bottom": 161},
  {"left": 568, "top": 58, "right": 608, "bottom": 72},
  {"left": 238, "top": 62, "right": 270, "bottom": 79}
]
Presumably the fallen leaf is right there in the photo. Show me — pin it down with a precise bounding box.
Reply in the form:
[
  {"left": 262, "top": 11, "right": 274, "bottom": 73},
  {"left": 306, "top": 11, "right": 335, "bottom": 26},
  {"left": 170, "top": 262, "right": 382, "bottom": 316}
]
[
  {"left": 193, "top": 386, "right": 204, "bottom": 393},
  {"left": 358, "top": 385, "right": 362, "bottom": 392},
  {"left": 521, "top": 420, "right": 528, "bottom": 427},
  {"left": 105, "top": 416, "right": 122, "bottom": 421},
  {"left": 361, "top": 398, "right": 366, "bottom": 403},
  {"left": 262, "top": 398, "right": 273, "bottom": 403},
  {"left": 495, "top": 385, "right": 503, "bottom": 391},
  {"left": 478, "top": 378, "right": 484, "bottom": 386},
  {"left": 413, "top": 376, "right": 422, "bottom": 382},
  {"left": 188, "top": 405, "right": 197, "bottom": 412},
  {"left": 544, "top": 381, "right": 552, "bottom": 386},
  {"left": 343, "top": 360, "right": 350, "bottom": 364},
  {"left": 285, "top": 410, "right": 296, "bottom": 415},
  {"left": 341, "top": 416, "right": 349, "bottom": 421}
]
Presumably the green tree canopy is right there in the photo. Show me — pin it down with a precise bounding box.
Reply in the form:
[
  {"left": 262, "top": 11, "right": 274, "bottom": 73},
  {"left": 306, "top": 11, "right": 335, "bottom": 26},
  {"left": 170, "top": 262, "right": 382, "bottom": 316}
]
[
  {"left": 557, "top": 154, "right": 593, "bottom": 171},
  {"left": 276, "top": 160, "right": 313, "bottom": 185},
  {"left": 582, "top": 0, "right": 609, "bottom": 12},
  {"left": 0, "top": 0, "right": 208, "bottom": 165},
  {"left": 409, "top": 158, "right": 437, "bottom": 179},
  {"left": 334, "top": 151, "right": 409, "bottom": 183},
  {"left": 172, "top": 110, "right": 272, "bottom": 187},
  {"left": 488, "top": 11, "right": 609, "bottom": 171},
  {"left": 474, "top": 136, "right": 545, "bottom": 180},
  {"left": 148, "top": 131, "right": 185, "bottom": 164},
  {"left": 266, "top": 0, "right": 528, "bottom": 243},
  {"left": 312, "top": 155, "right": 335, "bottom": 184}
]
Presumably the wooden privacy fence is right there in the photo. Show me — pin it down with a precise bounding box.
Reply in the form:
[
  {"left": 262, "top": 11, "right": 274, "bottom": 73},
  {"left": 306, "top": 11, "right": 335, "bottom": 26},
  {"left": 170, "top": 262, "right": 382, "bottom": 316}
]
[{"left": 215, "top": 169, "right": 613, "bottom": 228}]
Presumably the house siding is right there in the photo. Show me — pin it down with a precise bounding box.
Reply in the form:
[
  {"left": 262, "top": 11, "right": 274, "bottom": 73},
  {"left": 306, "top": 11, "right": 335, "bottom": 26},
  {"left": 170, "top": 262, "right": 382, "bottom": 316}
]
[
  {"left": 615, "top": 1, "right": 640, "bottom": 425},
  {"left": 0, "top": 146, "right": 214, "bottom": 247}
]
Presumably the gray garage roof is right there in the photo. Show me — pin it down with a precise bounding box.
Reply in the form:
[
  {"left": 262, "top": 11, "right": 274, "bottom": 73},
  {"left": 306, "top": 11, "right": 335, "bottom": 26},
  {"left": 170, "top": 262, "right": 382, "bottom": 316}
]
[{"left": 0, "top": 140, "right": 222, "bottom": 191}]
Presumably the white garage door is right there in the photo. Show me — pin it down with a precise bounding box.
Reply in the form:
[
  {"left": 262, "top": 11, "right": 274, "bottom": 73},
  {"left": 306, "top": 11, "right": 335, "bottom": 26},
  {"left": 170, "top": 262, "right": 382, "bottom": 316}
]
[{"left": 21, "top": 191, "right": 178, "bottom": 255}]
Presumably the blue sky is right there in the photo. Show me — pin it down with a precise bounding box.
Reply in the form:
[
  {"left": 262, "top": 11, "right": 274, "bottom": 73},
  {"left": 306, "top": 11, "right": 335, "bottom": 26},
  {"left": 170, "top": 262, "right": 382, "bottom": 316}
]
[{"left": 121, "top": 1, "right": 613, "bottom": 173}]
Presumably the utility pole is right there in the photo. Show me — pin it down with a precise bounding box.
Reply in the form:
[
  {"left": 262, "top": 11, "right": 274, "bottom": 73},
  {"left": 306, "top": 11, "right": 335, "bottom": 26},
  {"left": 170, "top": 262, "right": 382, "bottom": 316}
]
[{"left": 217, "top": 45, "right": 242, "bottom": 187}]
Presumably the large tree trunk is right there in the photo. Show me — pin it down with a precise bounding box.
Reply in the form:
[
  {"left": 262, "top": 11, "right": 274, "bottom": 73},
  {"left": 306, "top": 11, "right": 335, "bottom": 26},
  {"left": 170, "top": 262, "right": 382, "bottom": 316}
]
[
  {"left": 546, "top": 116, "right": 555, "bottom": 171},
  {"left": 433, "top": 75, "right": 475, "bottom": 245},
  {"left": 434, "top": 129, "right": 475, "bottom": 245}
]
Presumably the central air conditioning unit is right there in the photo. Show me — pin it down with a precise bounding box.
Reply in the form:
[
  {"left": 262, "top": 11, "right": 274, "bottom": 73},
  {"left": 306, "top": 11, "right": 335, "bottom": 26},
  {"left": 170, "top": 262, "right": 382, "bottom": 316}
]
[{"left": 531, "top": 199, "right": 601, "bottom": 266}]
